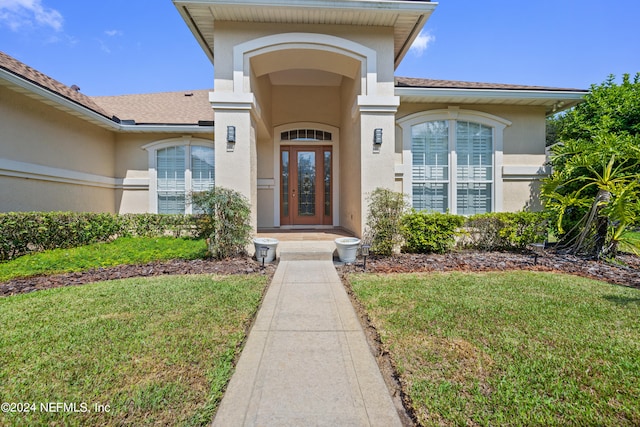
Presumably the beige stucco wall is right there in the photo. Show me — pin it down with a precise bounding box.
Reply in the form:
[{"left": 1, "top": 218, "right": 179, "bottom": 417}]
[
  {"left": 338, "top": 77, "right": 362, "bottom": 235},
  {"left": 395, "top": 103, "right": 548, "bottom": 212},
  {"left": 271, "top": 85, "right": 341, "bottom": 128},
  {"left": 0, "top": 85, "right": 117, "bottom": 212},
  {"left": 0, "top": 85, "right": 216, "bottom": 214},
  {"left": 0, "top": 176, "right": 114, "bottom": 213},
  {"left": 0, "top": 85, "right": 115, "bottom": 176}
]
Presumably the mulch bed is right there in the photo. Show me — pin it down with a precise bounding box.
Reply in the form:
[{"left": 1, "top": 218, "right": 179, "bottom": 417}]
[
  {"left": 0, "top": 258, "right": 277, "bottom": 297},
  {"left": 1, "top": 250, "right": 638, "bottom": 297},
  {"left": 337, "top": 250, "right": 640, "bottom": 289}
]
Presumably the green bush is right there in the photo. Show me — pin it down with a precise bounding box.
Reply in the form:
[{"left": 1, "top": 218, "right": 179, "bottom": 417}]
[
  {"left": 119, "top": 213, "right": 201, "bottom": 238},
  {"left": 401, "top": 211, "right": 465, "bottom": 253},
  {"left": 0, "top": 212, "right": 122, "bottom": 261},
  {"left": 364, "top": 188, "right": 409, "bottom": 255},
  {"left": 461, "top": 211, "right": 547, "bottom": 251},
  {"left": 191, "top": 187, "right": 252, "bottom": 259}
]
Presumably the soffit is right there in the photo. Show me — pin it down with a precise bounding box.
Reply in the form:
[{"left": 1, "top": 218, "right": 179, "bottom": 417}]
[{"left": 173, "top": 0, "right": 437, "bottom": 67}]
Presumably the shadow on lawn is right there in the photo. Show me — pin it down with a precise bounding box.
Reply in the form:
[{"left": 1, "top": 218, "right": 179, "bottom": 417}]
[{"left": 603, "top": 294, "right": 640, "bottom": 306}]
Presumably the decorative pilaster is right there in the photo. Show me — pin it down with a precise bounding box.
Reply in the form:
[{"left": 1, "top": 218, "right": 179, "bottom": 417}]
[{"left": 210, "top": 91, "right": 258, "bottom": 231}]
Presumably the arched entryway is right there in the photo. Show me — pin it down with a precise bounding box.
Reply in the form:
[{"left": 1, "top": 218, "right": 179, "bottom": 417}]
[{"left": 211, "top": 32, "right": 399, "bottom": 235}]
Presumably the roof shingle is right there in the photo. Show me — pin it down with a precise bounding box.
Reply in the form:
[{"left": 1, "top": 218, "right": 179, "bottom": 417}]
[
  {"left": 395, "top": 76, "right": 586, "bottom": 92},
  {"left": 92, "top": 90, "right": 213, "bottom": 125},
  {"left": 0, "top": 50, "right": 112, "bottom": 117}
]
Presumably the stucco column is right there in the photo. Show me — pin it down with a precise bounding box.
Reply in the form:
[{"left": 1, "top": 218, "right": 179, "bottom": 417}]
[
  {"left": 358, "top": 95, "right": 400, "bottom": 236},
  {"left": 210, "top": 92, "right": 258, "bottom": 232}
]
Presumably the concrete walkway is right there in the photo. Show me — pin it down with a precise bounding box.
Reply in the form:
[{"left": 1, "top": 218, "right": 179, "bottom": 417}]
[{"left": 212, "top": 254, "right": 402, "bottom": 426}]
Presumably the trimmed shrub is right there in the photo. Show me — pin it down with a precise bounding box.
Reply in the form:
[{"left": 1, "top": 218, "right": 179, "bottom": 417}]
[
  {"left": 461, "top": 211, "right": 547, "bottom": 251},
  {"left": 119, "top": 214, "right": 201, "bottom": 238},
  {"left": 401, "top": 211, "right": 465, "bottom": 253},
  {"left": 364, "top": 188, "right": 409, "bottom": 255},
  {"left": 191, "top": 187, "right": 252, "bottom": 259},
  {"left": 0, "top": 212, "right": 121, "bottom": 260},
  {"left": 0, "top": 212, "right": 201, "bottom": 261}
]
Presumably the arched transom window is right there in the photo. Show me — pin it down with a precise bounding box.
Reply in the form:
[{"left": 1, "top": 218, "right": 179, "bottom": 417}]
[{"left": 280, "top": 129, "right": 332, "bottom": 141}]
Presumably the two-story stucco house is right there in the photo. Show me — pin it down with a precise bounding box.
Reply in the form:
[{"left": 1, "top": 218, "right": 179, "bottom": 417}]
[{"left": 0, "top": 0, "right": 586, "bottom": 237}]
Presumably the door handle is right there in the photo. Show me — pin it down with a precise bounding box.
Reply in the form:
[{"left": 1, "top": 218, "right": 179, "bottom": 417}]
[{"left": 292, "top": 189, "right": 296, "bottom": 198}]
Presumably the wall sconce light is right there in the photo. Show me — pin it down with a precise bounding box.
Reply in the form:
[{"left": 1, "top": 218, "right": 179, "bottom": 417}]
[
  {"left": 226, "top": 125, "right": 236, "bottom": 143},
  {"left": 373, "top": 128, "right": 383, "bottom": 145}
]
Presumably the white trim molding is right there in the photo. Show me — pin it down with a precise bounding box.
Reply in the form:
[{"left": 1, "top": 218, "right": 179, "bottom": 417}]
[
  {"left": 233, "top": 33, "right": 377, "bottom": 97},
  {"left": 0, "top": 157, "right": 149, "bottom": 190},
  {"left": 503, "top": 165, "right": 550, "bottom": 180}
]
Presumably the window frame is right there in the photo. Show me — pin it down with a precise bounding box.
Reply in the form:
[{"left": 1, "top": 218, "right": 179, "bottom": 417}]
[
  {"left": 398, "top": 108, "right": 510, "bottom": 214},
  {"left": 144, "top": 137, "right": 214, "bottom": 214}
]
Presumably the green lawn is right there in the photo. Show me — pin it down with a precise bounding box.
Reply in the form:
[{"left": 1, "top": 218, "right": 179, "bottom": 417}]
[
  {"left": 0, "top": 274, "right": 268, "bottom": 426},
  {"left": 350, "top": 271, "right": 640, "bottom": 426},
  {"left": 0, "top": 237, "right": 208, "bottom": 282}
]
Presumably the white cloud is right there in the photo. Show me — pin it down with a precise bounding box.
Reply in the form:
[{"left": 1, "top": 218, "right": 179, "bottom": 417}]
[
  {"left": 409, "top": 30, "right": 435, "bottom": 57},
  {"left": 97, "top": 38, "right": 111, "bottom": 54},
  {"left": 0, "top": 0, "right": 63, "bottom": 31},
  {"left": 105, "top": 29, "right": 123, "bottom": 37}
]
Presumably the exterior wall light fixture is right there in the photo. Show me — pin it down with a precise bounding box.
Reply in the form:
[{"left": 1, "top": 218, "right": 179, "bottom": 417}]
[
  {"left": 226, "top": 125, "right": 236, "bottom": 143},
  {"left": 373, "top": 128, "right": 383, "bottom": 145}
]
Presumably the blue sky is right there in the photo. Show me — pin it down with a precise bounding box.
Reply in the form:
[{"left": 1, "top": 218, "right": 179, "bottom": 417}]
[{"left": 1, "top": 0, "right": 638, "bottom": 96}]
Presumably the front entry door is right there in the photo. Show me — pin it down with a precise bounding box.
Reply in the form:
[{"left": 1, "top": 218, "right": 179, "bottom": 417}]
[{"left": 281, "top": 146, "right": 332, "bottom": 225}]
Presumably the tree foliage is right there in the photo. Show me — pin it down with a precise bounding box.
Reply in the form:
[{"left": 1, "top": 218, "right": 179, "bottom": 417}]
[
  {"left": 542, "top": 74, "right": 640, "bottom": 258},
  {"left": 554, "top": 73, "right": 640, "bottom": 140}
]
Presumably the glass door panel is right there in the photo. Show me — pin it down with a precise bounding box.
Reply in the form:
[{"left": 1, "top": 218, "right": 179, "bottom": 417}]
[
  {"left": 280, "top": 146, "right": 332, "bottom": 225},
  {"left": 297, "top": 151, "right": 316, "bottom": 217}
]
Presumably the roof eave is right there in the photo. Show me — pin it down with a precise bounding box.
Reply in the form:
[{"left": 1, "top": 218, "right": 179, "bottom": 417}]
[
  {"left": 0, "top": 67, "right": 119, "bottom": 130},
  {"left": 2, "top": 67, "right": 215, "bottom": 133},
  {"left": 395, "top": 86, "right": 587, "bottom": 115},
  {"left": 118, "top": 124, "right": 214, "bottom": 134},
  {"left": 174, "top": 3, "right": 215, "bottom": 64},
  {"left": 173, "top": 0, "right": 437, "bottom": 66}
]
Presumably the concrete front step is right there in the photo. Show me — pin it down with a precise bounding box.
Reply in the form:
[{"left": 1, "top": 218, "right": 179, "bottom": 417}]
[{"left": 276, "top": 241, "right": 336, "bottom": 262}]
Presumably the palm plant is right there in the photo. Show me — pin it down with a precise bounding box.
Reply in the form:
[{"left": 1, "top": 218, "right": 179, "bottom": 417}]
[{"left": 542, "top": 134, "right": 640, "bottom": 258}]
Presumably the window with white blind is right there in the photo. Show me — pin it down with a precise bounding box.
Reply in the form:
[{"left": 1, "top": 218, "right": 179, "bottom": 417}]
[
  {"left": 455, "top": 121, "right": 493, "bottom": 215},
  {"left": 146, "top": 139, "right": 214, "bottom": 214},
  {"left": 401, "top": 109, "right": 509, "bottom": 215},
  {"left": 412, "top": 120, "right": 449, "bottom": 212}
]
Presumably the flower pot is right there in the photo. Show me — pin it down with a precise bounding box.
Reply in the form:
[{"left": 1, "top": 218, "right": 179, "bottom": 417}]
[
  {"left": 334, "top": 237, "right": 361, "bottom": 263},
  {"left": 253, "top": 238, "right": 279, "bottom": 263}
]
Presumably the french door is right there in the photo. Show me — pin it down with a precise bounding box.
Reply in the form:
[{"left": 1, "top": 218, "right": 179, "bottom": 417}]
[{"left": 281, "top": 146, "right": 332, "bottom": 225}]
